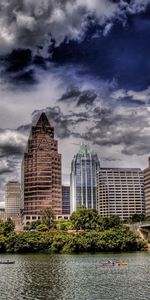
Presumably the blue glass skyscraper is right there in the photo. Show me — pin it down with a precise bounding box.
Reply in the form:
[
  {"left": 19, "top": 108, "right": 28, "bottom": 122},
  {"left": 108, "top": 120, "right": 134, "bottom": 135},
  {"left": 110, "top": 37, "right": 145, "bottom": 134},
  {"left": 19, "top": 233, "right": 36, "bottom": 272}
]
[{"left": 70, "top": 144, "right": 100, "bottom": 213}]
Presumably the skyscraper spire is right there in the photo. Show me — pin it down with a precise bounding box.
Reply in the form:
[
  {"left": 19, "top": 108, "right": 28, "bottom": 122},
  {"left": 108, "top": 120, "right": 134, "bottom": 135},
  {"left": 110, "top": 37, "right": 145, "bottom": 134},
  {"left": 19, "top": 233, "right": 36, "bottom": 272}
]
[
  {"left": 36, "top": 112, "right": 50, "bottom": 127},
  {"left": 32, "top": 112, "right": 54, "bottom": 138}
]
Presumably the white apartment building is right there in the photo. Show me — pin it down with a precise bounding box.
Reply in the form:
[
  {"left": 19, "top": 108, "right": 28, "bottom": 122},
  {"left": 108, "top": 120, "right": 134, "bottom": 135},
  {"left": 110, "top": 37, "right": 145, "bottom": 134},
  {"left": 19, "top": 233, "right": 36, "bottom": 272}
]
[
  {"left": 96, "top": 168, "right": 145, "bottom": 219},
  {"left": 5, "top": 181, "right": 21, "bottom": 220},
  {"left": 144, "top": 157, "right": 150, "bottom": 216}
]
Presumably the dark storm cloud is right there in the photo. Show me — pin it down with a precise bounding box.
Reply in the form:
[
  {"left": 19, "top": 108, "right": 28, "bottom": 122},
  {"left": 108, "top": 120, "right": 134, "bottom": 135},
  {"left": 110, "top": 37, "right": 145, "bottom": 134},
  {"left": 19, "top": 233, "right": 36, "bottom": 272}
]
[
  {"left": 0, "top": 129, "right": 27, "bottom": 196},
  {"left": 0, "top": 91, "right": 150, "bottom": 201},
  {"left": 58, "top": 87, "right": 81, "bottom": 102},
  {"left": 117, "top": 96, "right": 145, "bottom": 107},
  {"left": 59, "top": 87, "right": 97, "bottom": 106},
  {"left": 53, "top": 12, "right": 150, "bottom": 91},
  {"left": 74, "top": 106, "right": 150, "bottom": 157},
  {"left": 32, "top": 103, "right": 107, "bottom": 140},
  {"left": 0, "top": 156, "right": 22, "bottom": 202},
  {"left": 0, "top": 0, "right": 149, "bottom": 56},
  {"left": 5, "top": 49, "right": 32, "bottom": 73},
  {"left": 77, "top": 90, "right": 97, "bottom": 106},
  {"left": 0, "top": 129, "right": 27, "bottom": 158},
  {"left": 32, "top": 106, "right": 74, "bottom": 139},
  {"left": 0, "top": 49, "right": 41, "bottom": 85},
  {"left": 0, "top": 162, "right": 13, "bottom": 175},
  {"left": 30, "top": 88, "right": 149, "bottom": 157},
  {"left": 122, "top": 142, "right": 150, "bottom": 156},
  {"left": 31, "top": 96, "right": 150, "bottom": 157},
  {"left": 17, "top": 124, "right": 31, "bottom": 133},
  {"left": 0, "top": 86, "right": 149, "bottom": 171},
  {"left": 0, "top": 1, "right": 149, "bottom": 89},
  {"left": 0, "top": 143, "right": 24, "bottom": 158}
]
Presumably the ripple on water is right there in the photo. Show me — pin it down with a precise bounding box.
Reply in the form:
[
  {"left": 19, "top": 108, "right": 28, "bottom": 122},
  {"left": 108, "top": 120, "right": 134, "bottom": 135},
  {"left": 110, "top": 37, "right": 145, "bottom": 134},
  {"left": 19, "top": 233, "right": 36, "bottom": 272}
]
[{"left": 0, "top": 252, "right": 149, "bottom": 300}]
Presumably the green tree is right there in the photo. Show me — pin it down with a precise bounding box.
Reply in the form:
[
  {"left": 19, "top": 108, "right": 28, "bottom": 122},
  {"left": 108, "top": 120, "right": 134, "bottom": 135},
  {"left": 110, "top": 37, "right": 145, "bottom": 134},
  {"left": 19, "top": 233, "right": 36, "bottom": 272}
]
[
  {"left": 97, "top": 216, "right": 110, "bottom": 231},
  {"left": 41, "top": 209, "right": 54, "bottom": 228},
  {"left": 131, "top": 214, "right": 145, "bottom": 223},
  {"left": 70, "top": 207, "right": 99, "bottom": 230},
  {"left": 108, "top": 215, "right": 121, "bottom": 228},
  {"left": 56, "top": 221, "right": 67, "bottom": 230},
  {"left": 56, "top": 220, "right": 74, "bottom": 231},
  {"left": 3, "top": 220, "right": 15, "bottom": 236},
  {"left": 36, "top": 224, "right": 48, "bottom": 232},
  {"left": 145, "top": 216, "right": 150, "bottom": 222}
]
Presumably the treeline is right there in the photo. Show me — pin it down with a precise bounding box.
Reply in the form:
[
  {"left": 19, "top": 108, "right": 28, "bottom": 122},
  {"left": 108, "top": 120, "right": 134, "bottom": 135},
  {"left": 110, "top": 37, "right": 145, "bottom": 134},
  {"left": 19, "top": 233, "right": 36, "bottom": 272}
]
[
  {"left": 0, "top": 228, "right": 146, "bottom": 254},
  {"left": 27, "top": 208, "right": 149, "bottom": 232},
  {"left": 0, "top": 209, "right": 147, "bottom": 253}
]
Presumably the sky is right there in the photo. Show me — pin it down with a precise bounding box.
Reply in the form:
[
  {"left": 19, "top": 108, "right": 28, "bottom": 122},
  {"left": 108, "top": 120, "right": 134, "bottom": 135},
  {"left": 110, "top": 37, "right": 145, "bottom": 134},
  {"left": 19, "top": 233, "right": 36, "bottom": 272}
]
[{"left": 0, "top": 0, "right": 150, "bottom": 206}]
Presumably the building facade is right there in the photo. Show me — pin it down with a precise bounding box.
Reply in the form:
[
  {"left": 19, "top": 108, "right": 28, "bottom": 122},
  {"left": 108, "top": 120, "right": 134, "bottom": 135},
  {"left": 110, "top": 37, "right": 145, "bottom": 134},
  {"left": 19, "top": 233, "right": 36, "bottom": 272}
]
[
  {"left": 22, "top": 112, "right": 62, "bottom": 224},
  {"left": 97, "top": 168, "right": 145, "bottom": 219},
  {"left": 0, "top": 208, "right": 6, "bottom": 221},
  {"left": 5, "top": 181, "right": 21, "bottom": 220},
  {"left": 62, "top": 185, "right": 70, "bottom": 215},
  {"left": 144, "top": 158, "right": 150, "bottom": 216},
  {"left": 70, "top": 144, "right": 100, "bottom": 213}
]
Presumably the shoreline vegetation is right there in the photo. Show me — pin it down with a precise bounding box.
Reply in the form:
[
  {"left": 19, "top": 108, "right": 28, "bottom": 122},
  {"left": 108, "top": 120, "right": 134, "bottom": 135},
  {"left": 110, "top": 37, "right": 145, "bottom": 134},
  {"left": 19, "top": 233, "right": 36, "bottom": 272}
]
[{"left": 0, "top": 208, "right": 147, "bottom": 254}]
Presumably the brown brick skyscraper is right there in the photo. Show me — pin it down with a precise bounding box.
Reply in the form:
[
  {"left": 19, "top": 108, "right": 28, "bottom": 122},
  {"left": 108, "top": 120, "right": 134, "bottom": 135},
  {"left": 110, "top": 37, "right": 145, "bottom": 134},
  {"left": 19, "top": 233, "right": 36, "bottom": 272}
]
[{"left": 22, "top": 112, "right": 62, "bottom": 221}]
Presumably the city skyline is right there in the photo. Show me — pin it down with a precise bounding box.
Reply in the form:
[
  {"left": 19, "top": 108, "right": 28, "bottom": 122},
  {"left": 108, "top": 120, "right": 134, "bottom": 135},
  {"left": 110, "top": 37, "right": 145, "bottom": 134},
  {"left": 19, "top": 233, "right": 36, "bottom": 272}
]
[
  {"left": 0, "top": 1, "right": 150, "bottom": 207},
  {"left": 1, "top": 112, "right": 149, "bottom": 220},
  {"left": 1, "top": 112, "right": 150, "bottom": 208}
]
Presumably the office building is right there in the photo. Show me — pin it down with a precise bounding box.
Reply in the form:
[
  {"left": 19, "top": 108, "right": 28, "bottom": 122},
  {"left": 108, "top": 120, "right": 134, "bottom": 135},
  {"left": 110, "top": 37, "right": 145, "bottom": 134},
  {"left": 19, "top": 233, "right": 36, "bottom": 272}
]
[
  {"left": 70, "top": 144, "right": 100, "bottom": 213},
  {"left": 5, "top": 181, "right": 21, "bottom": 219},
  {"left": 144, "top": 158, "right": 150, "bottom": 216},
  {"left": 22, "top": 112, "right": 62, "bottom": 225},
  {"left": 97, "top": 168, "right": 145, "bottom": 219},
  {"left": 62, "top": 185, "right": 70, "bottom": 215}
]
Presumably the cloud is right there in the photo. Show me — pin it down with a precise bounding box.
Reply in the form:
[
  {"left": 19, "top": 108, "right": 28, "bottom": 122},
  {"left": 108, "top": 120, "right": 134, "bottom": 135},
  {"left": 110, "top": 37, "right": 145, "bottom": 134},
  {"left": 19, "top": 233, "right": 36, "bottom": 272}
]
[
  {"left": 127, "top": 0, "right": 150, "bottom": 14},
  {"left": 0, "top": 0, "right": 150, "bottom": 205},
  {"left": 0, "top": 84, "right": 150, "bottom": 204},
  {"left": 0, "top": 159, "right": 14, "bottom": 175},
  {"left": 0, "top": 129, "right": 26, "bottom": 158},
  {"left": 32, "top": 106, "right": 77, "bottom": 139},
  {"left": 58, "top": 86, "right": 98, "bottom": 106},
  {"left": 0, "top": 1, "right": 150, "bottom": 90},
  {"left": 0, "top": 0, "right": 149, "bottom": 57},
  {"left": 30, "top": 85, "right": 150, "bottom": 159},
  {"left": 0, "top": 129, "right": 27, "bottom": 202}
]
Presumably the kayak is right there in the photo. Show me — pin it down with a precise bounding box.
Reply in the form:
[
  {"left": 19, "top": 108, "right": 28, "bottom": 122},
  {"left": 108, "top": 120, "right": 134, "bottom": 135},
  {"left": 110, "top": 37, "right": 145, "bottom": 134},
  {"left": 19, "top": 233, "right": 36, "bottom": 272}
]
[
  {"left": 96, "top": 260, "right": 128, "bottom": 267},
  {"left": 0, "top": 261, "right": 15, "bottom": 264}
]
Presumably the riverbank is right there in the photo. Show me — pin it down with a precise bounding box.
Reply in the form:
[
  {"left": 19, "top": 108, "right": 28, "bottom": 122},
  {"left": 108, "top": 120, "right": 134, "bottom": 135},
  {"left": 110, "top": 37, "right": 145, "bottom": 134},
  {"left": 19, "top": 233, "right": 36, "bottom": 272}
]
[{"left": 0, "top": 227, "right": 147, "bottom": 254}]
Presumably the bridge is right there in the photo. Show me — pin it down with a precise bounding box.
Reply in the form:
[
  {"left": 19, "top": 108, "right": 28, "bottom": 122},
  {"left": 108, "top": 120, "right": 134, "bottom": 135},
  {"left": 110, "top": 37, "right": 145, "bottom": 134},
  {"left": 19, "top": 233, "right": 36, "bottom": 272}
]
[
  {"left": 126, "top": 222, "right": 150, "bottom": 243},
  {"left": 138, "top": 222, "right": 150, "bottom": 242}
]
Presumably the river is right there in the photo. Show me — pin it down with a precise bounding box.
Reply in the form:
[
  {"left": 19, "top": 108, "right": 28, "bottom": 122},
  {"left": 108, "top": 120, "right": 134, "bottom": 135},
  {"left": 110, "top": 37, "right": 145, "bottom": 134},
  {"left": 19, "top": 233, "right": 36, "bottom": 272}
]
[{"left": 0, "top": 252, "right": 149, "bottom": 300}]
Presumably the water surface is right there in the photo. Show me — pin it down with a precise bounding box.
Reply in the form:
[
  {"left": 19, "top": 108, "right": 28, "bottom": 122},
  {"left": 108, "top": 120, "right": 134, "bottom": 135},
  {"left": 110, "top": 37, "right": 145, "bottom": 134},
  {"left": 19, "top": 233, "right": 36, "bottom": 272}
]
[{"left": 0, "top": 252, "right": 149, "bottom": 300}]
